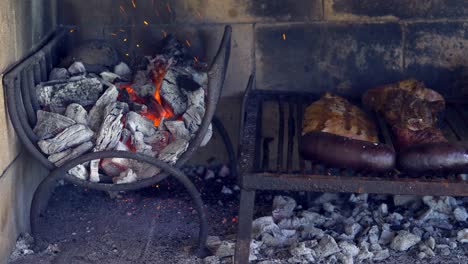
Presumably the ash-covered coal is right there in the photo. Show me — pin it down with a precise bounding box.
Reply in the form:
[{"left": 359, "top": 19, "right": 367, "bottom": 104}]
[
  {"left": 205, "top": 194, "right": 468, "bottom": 263},
  {"left": 35, "top": 34, "right": 213, "bottom": 184}
]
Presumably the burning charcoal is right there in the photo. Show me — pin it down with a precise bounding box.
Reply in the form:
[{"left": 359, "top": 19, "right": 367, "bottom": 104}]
[
  {"left": 88, "top": 85, "right": 119, "bottom": 131},
  {"left": 132, "top": 131, "right": 154, "bottom": 155},
  {"left": 184, "top": 85, "right": 205, "bottom": 108},
  {"left": 176, "top": 75, "right": 201, "bottom": 92},
  {"left": 100, "top": 71, "right": 121, "bottom": 83},
  {"left": 129, "top": 102, "right": 147, "bottom": 113},
  {"left": 183, "top": 105, "right": 204, "bottom": 134},
  {"left": 192, "top": 71, "right": 208, "bottom": 88},
  {"left": 38, "top": 124, "right": 94, "bottom": 155},
  {"left": 49, "top": 68, "right": 70, "bottom": 81},
  {"left": 68, "top": 165, "right": 88, "bottom": 181},
  {"left": 131, "top": 71, "right": 155, "bottom": 98},
  {"left": 68, "top": 61, "right": 86, "bottom": 76},
  {"left": 161, "top": 68, "right": 188, "bottom": 115},
  {"left": 121, "top": 128, "right": 132, "bottom": 144},
  {"left": 36, "top": 77, "right": 104, "bottom": 113},
  {"left": 161, "top": 35, "right": 188, "bottom": 59},
  {"left": 130, "top": 160, "right": 161, "bottom": 179},
  {"left": 65, "top": 103, "right": 88, "bottom": 125},
  {"left": 201, "top": 124, "right": 213, "bottom": 147},
  {"left": 144, "top": 131, "right": 171, "bottom": 153},
  {"left": 125, "top": 111, "right": 156, "bottom": 137},
  {"left": 113, "top": 62, "right": 132, "bottom": 80},
  {"left": 48, "top": 141, "right": 94, "bottom": 166},
  {"left": 33, "top": 110, "right": 76, "bottom": 140},
  {"left": 113, "top": 169, "right": 138, "bottom": 184},
  {"left": 164, "top": 120, "right": 190, "bottom": 140},
  {"left": 94, "top": 102, "right": 126, "bottom": 151},
  {"left": 101, "top": 154, "right": 130, "bottom": 177},
  {"left": 158, "top": 139, "right": 189, "bottom": 164},
  {"left": 89, "top": 159, "right": 100, "bottom": 182}
]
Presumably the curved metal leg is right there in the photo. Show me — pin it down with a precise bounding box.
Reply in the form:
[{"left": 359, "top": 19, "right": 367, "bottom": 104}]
[
  {"left": 32, "top": 150, "right": 210, "bottom": 258},
  {"left": 212, "top": 115, "right": 238, "bottom": 179},
  {"left": 30, "top": 173, "right": 60, "bottom": 236},
  {"left": 164, "top": 166, "right": 209, "bottom": 257}
]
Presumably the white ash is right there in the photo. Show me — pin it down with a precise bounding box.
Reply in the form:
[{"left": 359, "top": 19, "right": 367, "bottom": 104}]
[
  {"left": 48, "top": 141, "right": 94, "bottom": 166},
  {"left": 113, "top": 62, "right": 132, "bottom": 80},
  {"left": 131, "top": 70, "right": 155, "bottom": 98},
  {"left": 68, "top": 61, "right": 86, "bottom": 76},
  {"left": 113, "top": 169, "right": 138, "bottom": 184},
  {"left": 201, "top": 123, "right": 213, "bottom": 147},
  {"left": 36, "top": 76, "right": 103, "bottom": 113},
  {"left": 65, "top": 103, "right": 88, "bottom": 125},
  {"left": 453, "top": 207, "right": 467, "bottom": 222},
  {"left": 143, "top": 130, "right": 171, "bottom": 153},
  {"left": 101, "top": 144, "right": 130, "bottom": 177},
  {"left": 211, "top": 193, "right": 468, "bottom": 263},
  {"left": 221, "top": 186, "right": 233, "bottom": 195},
  {"left": 88, "top": 85, "right": 119, "bottom": 131},
  {"left": 160, "top": 68, "right": 188, "bottom": 115},
  {"left": 131, "top": 131, "right": 154, "bottom": 155},
  {"left": 183, "top": 105, "right": 204, "bottom": 134},
  {"left": 164, "top": 120, "right": 190, "bottom": 140},
  {"left": 125, "top": 111, "right": 156, "bottom": 137},
  {"left": 457, "top": 229, "right": 468, "bottom": 243},
  {"left": 68, "top": 164, "right": 89, "bottom": 180},
  {"left": 49, "top": 68, "right": 69, "bottom": 81},
  {"left": 38, "top": 124, "right": 94, "bottom": 155},
  {"left": 33, "top": 110, "right": 76, "bottom": 140},
  {"left": 8, "top": 233, "right": 35, "bottom": 262},
  {"left": 218, "top": 165, "right": 230, "bottom": 178},
  {"left": 100, "top": 71, "right": 121, "bottom": 83},
  {"left": 272, "top": 196, "right": 296, "bottom": 221},
  {"left": 158, "top": 139, "right": 189, "bottom": 164},
  {"left": 89, "top": 159, "right": 100, "bottom": 183}
]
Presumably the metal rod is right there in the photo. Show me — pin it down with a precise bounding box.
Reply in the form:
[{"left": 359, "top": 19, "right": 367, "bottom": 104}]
[
  {"left": 286, "top": 101, "right": 295, "bottom": 172},
  {"left": 277, "top": 99, "right": 284, "bottom": 172}
]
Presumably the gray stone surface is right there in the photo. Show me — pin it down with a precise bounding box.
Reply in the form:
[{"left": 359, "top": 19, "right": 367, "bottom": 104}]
[{"left": 390, "top": 231, "right": 421, "bottom": 251}]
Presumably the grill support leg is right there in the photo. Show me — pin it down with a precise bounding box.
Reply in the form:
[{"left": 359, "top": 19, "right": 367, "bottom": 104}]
[
  {"left": 30, "top": 173, "right": 59, "bottom": 235},
  {"left": 234, "top": 189, "right": 255, "bottom": 264}
]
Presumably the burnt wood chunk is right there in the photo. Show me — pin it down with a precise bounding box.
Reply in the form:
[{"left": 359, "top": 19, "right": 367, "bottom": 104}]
[
  {"left": 164, "top": 120, "right": 190, "bottom": 140},
  {"left": 125, "top": 111, "right": 156, "bottom": 137},
  {"left": 88, "top": 85, "right": 119, "bottom": 131},
  {"left": 36, "top": 77, "right": 104, "bottom": 113},
  {"left": 33, "top": 110, "right": 76, "bottom": 140},
  {"left": 68, "top": 164, "right": 89, "bottom": 181},
  {"left": 38, "top": 124, "right": 94, "bottom": 155},
  {"left": 94, "top": 102, "right": 126, "bottom": 151},
  {"left": 48, "top": 141, "right": 94, "bottom": 166},
  {"left": 161, "top": 68, "right": 188, "bottom": 115},
  {"left": 65, "top": 103, "right": 88, "bottom": 125},
  {"left": 158, "top": 139, "right": 189, "bottom": 164}
]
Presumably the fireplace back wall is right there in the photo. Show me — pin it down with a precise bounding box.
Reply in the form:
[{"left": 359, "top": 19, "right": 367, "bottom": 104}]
[{"left": 58, "top": 0, "right": 468, "bottom": 162}]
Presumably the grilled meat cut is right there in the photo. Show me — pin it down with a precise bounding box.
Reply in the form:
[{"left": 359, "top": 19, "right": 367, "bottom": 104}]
[
  {"left": 303, "top": 93, "right": 378, "bottom": 142},
  {"left": 300, "top": 93, "right": 395, "bottom": 171},
  {"left": 363, "top": 79, "right": 468, "bottom": 173}
]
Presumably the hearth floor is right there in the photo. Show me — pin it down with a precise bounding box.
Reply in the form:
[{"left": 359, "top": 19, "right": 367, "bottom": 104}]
[{"left": 7, "top": 166, "right": 468, "bottom": 264}]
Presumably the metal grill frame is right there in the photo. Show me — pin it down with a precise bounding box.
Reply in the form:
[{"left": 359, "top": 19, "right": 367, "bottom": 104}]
[{"left": 234, "top": 75, "right": 468, "bottom": 263}]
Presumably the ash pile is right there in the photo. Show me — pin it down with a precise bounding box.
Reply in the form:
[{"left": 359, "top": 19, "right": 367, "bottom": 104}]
[
  {"left": 205, "top": 194, "right": 468, "bottom": 264},
  {"left": 34, "top": 36, "right": 212, "bottom": 184}
]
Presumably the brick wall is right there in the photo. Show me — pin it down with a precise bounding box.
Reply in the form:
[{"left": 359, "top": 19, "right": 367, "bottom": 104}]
[
  {"left": 0, "top": 0, "right": 55, "bottom": 261},
  {"left": 59, "top": 0, "right": 468, "bottom": 98}
]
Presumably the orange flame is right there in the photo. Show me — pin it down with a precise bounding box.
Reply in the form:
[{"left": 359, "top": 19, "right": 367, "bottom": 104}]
[{"left": 118, "top": 61, "right": 175, "bottom": 127}]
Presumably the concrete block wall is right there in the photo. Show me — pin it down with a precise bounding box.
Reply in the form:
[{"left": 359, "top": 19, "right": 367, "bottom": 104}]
[
  {"left": 0, "top": 0, "right": 56, "bottom": 262},
  {"left": 58, "top": 0, "right": 468, "bottom": 162}
]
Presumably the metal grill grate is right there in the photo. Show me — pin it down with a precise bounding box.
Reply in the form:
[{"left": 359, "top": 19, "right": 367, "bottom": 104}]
[{"left": 238, "top": 83, "right": 468, "bottom": 196}]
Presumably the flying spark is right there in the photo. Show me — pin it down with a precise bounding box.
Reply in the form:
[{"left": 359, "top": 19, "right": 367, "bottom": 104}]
[
  {"left": 144, "top": 20, "right": 149, "bottom": 25},
  {"left": 132, "top": 0, "right": 137, "bottom": 8},
  {"left": 185, "top": 40, "right": 191, "bottom": 47},
  {"left": 282, "top": 33, "right": 286, "bottom": 40}
]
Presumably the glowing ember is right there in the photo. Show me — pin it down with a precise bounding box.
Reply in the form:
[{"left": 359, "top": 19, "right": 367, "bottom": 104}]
[{"left": 118, "top": 61, "right": 175, "bottom": 127}]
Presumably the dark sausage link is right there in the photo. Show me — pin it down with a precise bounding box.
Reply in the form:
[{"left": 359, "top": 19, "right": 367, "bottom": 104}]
[
  {"left": 398, "top": 143, "right": 468, "bottom": 173},
  {"left": 300, "top": 132, "right": 396, "bottom": 172}
]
